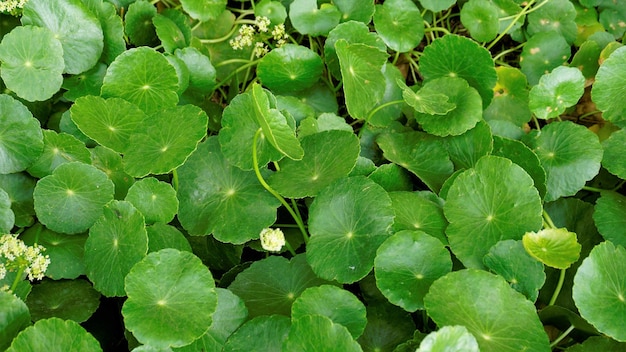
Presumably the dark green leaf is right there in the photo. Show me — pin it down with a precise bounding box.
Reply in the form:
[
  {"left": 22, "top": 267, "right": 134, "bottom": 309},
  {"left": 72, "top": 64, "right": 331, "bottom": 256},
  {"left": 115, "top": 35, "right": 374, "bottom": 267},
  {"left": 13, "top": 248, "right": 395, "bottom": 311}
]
[{"left": 26, "top": 279, "right": 100, "bottom": 322}]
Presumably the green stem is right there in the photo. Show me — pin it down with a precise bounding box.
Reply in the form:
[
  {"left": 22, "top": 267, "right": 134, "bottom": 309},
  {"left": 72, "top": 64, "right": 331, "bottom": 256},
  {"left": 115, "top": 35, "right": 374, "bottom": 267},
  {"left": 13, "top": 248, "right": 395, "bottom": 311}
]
[
  {"left": 252, "top": 129, "right": 309, "bottom": 243},
  {"left": 582, "top": 185, "right": 605, "bottom": 193},
  {"left": 199, "top": 25, "right": 239, "bottom": 44},
  {"left": 492, "top": 42, "right": 525, "bottom": 62},
  {"left": 549, "top": 268, "right": 567, "bottom": 306},
  {"left": 213, "top": 60, "right": 260, "bottom": 90},
  {"left": 283, "top": 240, "right": 296, "bottom": 256},
  {"left": 423, "top": 26, "right": 451, "bottom": 36},
  {"left": 392, "top": 51, "right": 401, "bottom": 66},
  {"left": 366, "top": 100, "right": 405, "bottom": 122},
  {"left": 9, "top": 265, "right": 26, "bottom": 293},
  {"left": 486, "top": 0, "right": 541, "bottom": 51},
  {"left": 171, "top": 168, "right": 179, "bottom": 192},
  {"left": 550, "top": 324, "right": 575, "bottom": 348},
  {"left": 543, "top": 210, "right": 557, "bottom": 229}
]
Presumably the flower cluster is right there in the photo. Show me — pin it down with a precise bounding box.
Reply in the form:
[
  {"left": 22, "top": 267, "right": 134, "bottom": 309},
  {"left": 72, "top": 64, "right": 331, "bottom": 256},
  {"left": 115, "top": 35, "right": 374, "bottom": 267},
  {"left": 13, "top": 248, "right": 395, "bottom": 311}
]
[
  {"left": 0, "top": 0, "right": 27, "bottom": 14},
  {"left": 0, "top": 234, "right": 50, "bottom": 286},
  {"left": 229, "top": 16, "right": 289, "bottom": 58},
  {"left": 260, "top": 228, "right": 286, "bottom": 252}
]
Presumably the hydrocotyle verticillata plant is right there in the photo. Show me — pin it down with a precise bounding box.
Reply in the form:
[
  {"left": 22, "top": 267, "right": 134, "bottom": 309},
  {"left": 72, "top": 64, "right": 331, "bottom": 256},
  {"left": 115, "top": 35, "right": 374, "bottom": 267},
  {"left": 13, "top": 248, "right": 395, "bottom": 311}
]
[{"left": 2, "top": 0, "right": 626, "bottom": 351}]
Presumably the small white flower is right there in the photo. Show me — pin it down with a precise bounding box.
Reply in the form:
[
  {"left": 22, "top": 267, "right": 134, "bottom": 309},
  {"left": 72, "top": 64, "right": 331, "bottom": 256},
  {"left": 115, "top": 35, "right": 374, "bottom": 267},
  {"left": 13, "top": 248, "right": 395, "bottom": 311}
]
[
  {"left": 0, "top": 234, "right": 49, "bottom": 282},
  {"left": 260, "top": 228, "right": 285, "bottom": 252},
  {"left": 253, "top": 42, "right": 269, "bottom": 58},
  {"left": 255, "top": 16, "right": 271, "bottom": 33},
  {"left": 0, "top": 264, "right": 6, "bottom": 281}
]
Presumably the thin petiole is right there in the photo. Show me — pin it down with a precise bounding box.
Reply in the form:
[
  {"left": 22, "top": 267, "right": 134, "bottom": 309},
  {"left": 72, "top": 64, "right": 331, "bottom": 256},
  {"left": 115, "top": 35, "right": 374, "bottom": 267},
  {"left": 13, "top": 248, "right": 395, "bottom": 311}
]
[{"left": 549, "top": 268, "right": 567, "bottom": 306}]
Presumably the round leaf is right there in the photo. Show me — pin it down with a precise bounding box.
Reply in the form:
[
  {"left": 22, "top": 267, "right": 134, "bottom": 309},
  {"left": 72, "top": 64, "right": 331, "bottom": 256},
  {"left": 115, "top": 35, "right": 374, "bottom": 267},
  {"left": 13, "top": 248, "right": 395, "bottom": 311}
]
[
  {"left": 222, "top": 315, "right": 291, "bottom": 352},
  {"left": 90, "top": 145, "right": 135, "bottom": 200},
  {"left": 174, "top": 47, "right": 216, "bottom": 95},
  {"left": 602, "top": 129, "right": 626, "bottom": 178},
  {"left": 22, "top": 0, "right": 104, "bottom": 74},
  {"left": 492, "top": 136, "right": 547, "bottom": 199},
  {"left": 0, "top": 95, "right": 44, "bottom": 174},
  {"left": 573, "top": 241, "right": 626, "bottom": 342},
  {"left": 62, "top": 62, "right": 107, "bottom": 102},
  {"left": 283, "top": 315, "right": 362, "bottom": 352},
  {"left": 444, "top": 120, "right": 493, "bottom": 170},
  {"left": 228, "top": 254, "right": 330, "bottom": 318},
  {"left": 424, "top": 269, "right": 551, "bottom": 352},
  {"left": 520, "top": 32, "right": 571, "bottom": 86},
  {"left": 529, "top": 66, "right": 585, "bottom": 120},
  {"left": 523, "top": 228, "right": 582, "bottom": 269},
  {"left": 26, "top": 130, "right": 92, "bottom": 179},
  {"left": 443, "top": 156, "right": 543, "bottom": 268},
  {"left": 0, "top": 291, "right": 30, "bottom": 351},
  {"left": 389, "top": 191, "right": 448, "bottom": 244},
  {"left": 125, "top": 177, "right": 178, "bottom": 224},
  {"left": 592, "top": 46, "right": 626, "bottom": 127},
  {"left": 417, "top": 325, "right": 480, "bottom": 352},
  {"left": 373, "top": 0, "right": 424, "bottom": 53},
  {"left": 146, "top": 223, "right": 192, "bottom": 253},
  {"left": 291, "top": 285, "right": 367, "bottom": 339},
  {"left": 484, "top": 67, "right": 531, "bottom": 127},
  {"left": 460, "top": 0, "right": 499, "bottom": 42},
  {"left": 0, "top": 173, "right": 36, "bottom": 227},
  {"left": 307, "top": 176, "right": 395, "bottom": 283},
  {"left": 268, "top": 130, "right": 360, "bottom": 198},
  {"left": 177, "top": 137, "right": 280, "bottom": 243},
  {"left": 257, "top": 44, "right": 323, "bottom": 94},
  {"left": 483, "top": 239, "right": 546, "bottom": 302},
  {"left": 180, "top": 0, "right": 226, "bottom": 22},
  {"left": 6, "top": 318, "right": 102, "bottom": 352},
  {"left": 526, "top": 0, "right": 577, "bottom": 44},
  {"left": 83, "top": 0, "right": 126, "bottom": 65},
  {"left": 417, "top": 0, "right": 455, "bottom": 12},
  {"left": 70, "top": 96, "right": 147, "bottom": 154},
  {"left": 84, "top": 200, "right": 148, "bottom": 297},
  {"left": 523, "top": 121, "right": 603, "bottom": 202},
  {"left": 0, "top": 26, "right": 64, "bottom": 101},
  {"left": 419, "top": 34, "right": 496, "bottom": 106},
  {"left": 593, "top": 191, "right": 626, "bottom": 247},
  {"left": 101, "top": 47, "right": 179, "bottom": 115},
  {"left": 0, "top": 189, "right": 14, "bottom": 233},
  {"left": 375, "top": 231, "right": 452, "bottom": 312},
  {"left": 289, "top": 0, "right": 341, "bottom": 36},
  {"left": 334, "top": 0, "right": 374, "bottom": 23},
  {"left": 124, "top": 0, "right": 158, "bottom": 46},
  {"left": 33, "top": 162, "right": 114, "bottom": 234},
  {"left": 123, "top": 104, "right": 208, "bottom": 177},
  {"left": 123, "top": 249, "right": 217, "bottom": 348},
  {"left": 26, "top": 279, "right": 100, "bottom": 322}
]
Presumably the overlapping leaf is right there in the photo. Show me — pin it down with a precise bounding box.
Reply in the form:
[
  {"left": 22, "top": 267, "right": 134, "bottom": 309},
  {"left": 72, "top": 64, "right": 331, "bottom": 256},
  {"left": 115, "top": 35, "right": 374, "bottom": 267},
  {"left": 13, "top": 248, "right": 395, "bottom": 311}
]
[
  {"left": 373, "top": 0, "right": 424, "bottom": 52},
  {"left": 592, "top": 46, "right": 626, "bottom": 127},
  {"left": 5, "top": 318, "right": 102, "bottom": 352},
  {"left": 529, "top": 66, "right": 585, "bottom": 120}
]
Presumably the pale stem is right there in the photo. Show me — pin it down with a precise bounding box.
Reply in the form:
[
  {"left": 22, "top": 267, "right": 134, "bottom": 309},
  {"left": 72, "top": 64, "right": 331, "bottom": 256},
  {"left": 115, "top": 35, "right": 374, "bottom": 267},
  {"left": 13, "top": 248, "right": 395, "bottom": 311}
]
[{"left": 549, "top": 268, "right": 567, "bottom": 306}]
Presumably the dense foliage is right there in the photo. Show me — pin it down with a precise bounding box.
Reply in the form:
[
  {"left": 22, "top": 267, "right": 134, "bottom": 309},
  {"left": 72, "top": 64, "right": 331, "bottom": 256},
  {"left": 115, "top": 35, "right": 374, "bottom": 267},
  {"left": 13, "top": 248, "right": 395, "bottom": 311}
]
[{"left": 1, "top": 0, "right": 626, "bottom": 351}]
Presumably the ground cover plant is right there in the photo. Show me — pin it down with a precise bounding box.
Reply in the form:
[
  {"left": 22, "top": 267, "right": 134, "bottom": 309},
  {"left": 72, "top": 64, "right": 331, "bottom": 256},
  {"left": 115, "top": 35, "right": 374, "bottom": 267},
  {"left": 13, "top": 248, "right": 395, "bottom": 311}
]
[{"left": 1, "top": 0, "right": 626, "bottom": 350}]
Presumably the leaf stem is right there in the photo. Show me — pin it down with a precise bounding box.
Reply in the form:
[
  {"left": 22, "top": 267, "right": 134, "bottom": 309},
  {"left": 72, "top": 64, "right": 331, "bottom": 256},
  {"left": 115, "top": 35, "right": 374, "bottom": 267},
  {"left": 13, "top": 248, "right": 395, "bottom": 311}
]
[
  {"left": 582, "top": 185, "right": 605, "bottom": 193},
  {"left": 550, "top": 324, "right": 575, "bottom": 348},
  {"left": 486, "top": 0, "right": 540, "bottom": 51},
  {"left": 198, "top": 25, "right": 239, "bottom": 44},
  {"left": 543, "top": 210, "right": 557, "bottom": 229},
  {"left": 171, "top": 168, "right": 179, "bottom": 192},
  {"left": 549, "top": 268, "right": 567, "bottom": 306},
  {"left": 10, "top": 265, "right": 26, "bottom": 293},
  {"left": 366, "top": 100, "right": 405, "bottom": 122},
  {"left": 252, "top": 129, "right": 309, "bottom": 243}
]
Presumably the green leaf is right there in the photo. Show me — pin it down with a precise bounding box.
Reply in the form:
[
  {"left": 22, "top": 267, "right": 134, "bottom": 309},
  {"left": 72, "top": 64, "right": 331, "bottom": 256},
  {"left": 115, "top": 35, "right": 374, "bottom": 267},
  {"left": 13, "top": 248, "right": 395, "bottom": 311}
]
[
  {"left": 146, "top": 223, "right": 192, "bottom": 253},
  {"left": 0, "top": 25, "right": 64, "bottom": 102},
  {"left": 520, "top": 32, "right": 571, "bottom": 85},
  {"left": 0, "top": 95, "right": 44, "bottom": 174},
  {"left": 602, "top": 129, "right": 626, "bottom": 178},
  {"left": 368, "top": 163, "right": 413, "bottom": 192},
  {"left": 307, "top": 176, "right": 395, "bottom": 283},
  {"left": 21, "top": 224, "right": 87, "bottom": 280},
  {"left": 565, "top": 336, "right": 626, "bottom": 351},
  {"left": 123, "top": 249, "right": 217, "bottom": 348},
  {"left": 484, "top": 240, "right": 545, "bottom": 302},
  {"left": 283, "top": 315, "right": 362, "bottom": 351},
  {"left": 22, "top": 0, "right": 104, "bottom": 75},
  {"left": 527, "top": 0, "right": 577, "bottom": 44},
  {"left": 523, "top": 228, "right": 582, "bottom": 269},
  {"left": 417, "top": 325, "right": 480, "bottom": 352},
  {"left": 492, "top": 136, "right": 547, "bottom": 199},
  {"left": 523, "top": 121, "right": 603, "bottom": 202},
  {"left": 6, "top": 318, "right": 102, "bottom": 352},
  {"left": 291, "top": 285, "right": 366, "bottom": 339},
  {"left": 82, "top": 0, "right": 126, "bottom": 65},
  {"left": 389, "top": 192, "right": 448, "bottom": 244},
  {"left": 90, "top": 146, "right": 134, "bottom": 200},
  {"left": 123, "top": 104, "right": 208, "bottom": 177},
  {"left": 419, "top": 34, "right": 497, "bottom": 106},
  {"left": 289, "top": 0, "right": 341, "bottom": 36},
  {"left": 460, "top": 0, "right": 499, "bottom": 42},
  {"left": 417, "top": 0, "right": 455, "bottom": 12},
  {"left": 397, "top": 79, "right": 456, "bottom": 116},
  {"left": 174, "top": 47, "right": 216, "bottom": 96},
  {"left": 153, "top": 14, "right": 188, "bottom": 53},
  {"left": 375, "top": 231, "right": 452, "bottom": 312},
  {"left": 484, "top": 66, "right": 531, "bottom": 127},
  {"left": 258, "top": 44, "right": 323, "bottom": 94},
  {"left": 268, "top": 130, "right": 359, "bottom": 198},
  {"left": 228, "top": 254, "right": 330, "bottom": 318},
  {"left": 592, "top": 46, "right": 626, "bottom": 127},
  {"left": 26, "top": 279, "right": 100, "bottom": 323},
  {"left": 177, "top": 137, "right": 279, "bottom": 243},
  {"left": 218, "top": 88, "right": 284, "bottom": 170},
  {"left": 84, "top": 200, "right": 148, "bottom": 297},
  {"left": 125, "top": 177, "right": 178, "bottom": 224},
  {"left": 373, "top": 0, "right": 424, "bottom": 52},
  {"left": 33, "top": 162, "right": 114, "bottom": 234},
  {"left": 529, "top": 66, "right": 585, "bottom": 120},
  {"left": 124, "top": 0, "right": 157, "bottom": 46},
  {"left": 377, "top": 131, "right": 454, "bottom": 193},
  {"left": 101, "top": 47, "right": 179, "bottom": 115},
  {"left": 444, "top": 156, "right": 543, "bottom": 268},
  {"left": 336, "top": 40, "right": 388, "bottom": 120},
  {"left": 255, "top": 0, "right": 287, "bottom": 25},
  {"left": 334, "top": 0, "right": 374, "bottom": 23},
  {"left": 593, "top": 191, "right": 626, "bottom": 247},
  {"left": 0, "top": 188, "right": 14, "bottom": 233},
  {"left": 250, "top": 84, "right": 304, "bottom": 160},
  {"left": 368, "top": 64, "right": 405, "bottom": 127},
  {"left": 356, "top": 303, "right": 416, "bottom": 351},
  {"left": 573, "top": 241, "right": 626, "bottom": 342},
  {"left": 26, "top": 130, "right": 91, "bottom": 179},
  {"left": 222, "top": 315, "right": 291, "bottom": 352},
  {"left": 180, "top": 0, "right": 226, "bottom": 22},
  {"left": 0, "top": 291, "right": 30, "bottom": 351},
  {"left": 62, "top": 63, "right": 107, "bottom": 101},
  {"left": 0, "top": 173, "right": 36, "bottom": 227},
  {"left": 70, "top": 96, "right": 147, "bottom": 154},
  {"left": 444, "top": 120, "right": 493, "bottom": 170},
  {"left": 424, "top": 269, "right": 551, "bottom": 352}
]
